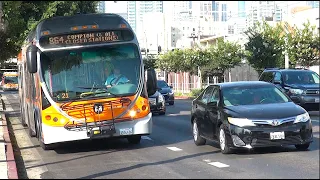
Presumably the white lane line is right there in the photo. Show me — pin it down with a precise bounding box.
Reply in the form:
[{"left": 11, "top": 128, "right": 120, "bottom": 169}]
[
  {"left": 166, "top": 147, "right": 183, "bottom": 151},
  {"left": 203, "top": 159, "right": 211, "bottom": 163},
  {"left": 208, "top": 162, "right": 230, "bottom": 168},
  {"left": 141, "top": 136, "right": 153, "bottom": 141}
]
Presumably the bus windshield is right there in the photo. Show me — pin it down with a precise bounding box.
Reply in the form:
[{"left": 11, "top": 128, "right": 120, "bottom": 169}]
[
  {"left": 40, "top": 44, "right": 141, "bottom": 102},
  {"left": 4, "top": 76, "right": 18, "bottom": 84}
]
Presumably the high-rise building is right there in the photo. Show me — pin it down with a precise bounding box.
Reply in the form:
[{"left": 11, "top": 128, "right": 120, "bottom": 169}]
[
  {"left": 306, "top": 1, "right": 320, "bottom": 8},
  {"left": 127, "top": 1, "right": 163, "bottom": 33},
  {"left": 238, "top": 1, "right": 246, "bottom": 17},
  {"left": 127, "top": 1, "right": 164, "bottom": 48},
  {"left": 97, "top": 1, "right": 106, "bottom": 13},
  {"left": 245, "top": 1, "right": 283, "bottom": 28}
]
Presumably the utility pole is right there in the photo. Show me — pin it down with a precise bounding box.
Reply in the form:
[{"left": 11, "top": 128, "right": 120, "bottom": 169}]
[{"left": 284, "top": 1, "right": 290, "bottom": 69}]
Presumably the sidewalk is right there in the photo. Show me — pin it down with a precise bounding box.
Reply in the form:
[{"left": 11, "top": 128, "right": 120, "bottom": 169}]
[{"left": 0, "top": 94, "right": 18, "bottom": 179}]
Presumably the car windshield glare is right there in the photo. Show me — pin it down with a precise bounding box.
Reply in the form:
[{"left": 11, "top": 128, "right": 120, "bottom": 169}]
[
  {"left": 222, "top": 86, "right": 290, "bottom": 106},
  {"left": 283, "top": 71, "right": 319, "bottom": 85}
]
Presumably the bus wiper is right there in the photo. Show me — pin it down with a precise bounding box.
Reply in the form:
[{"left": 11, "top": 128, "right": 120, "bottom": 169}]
[{"left": 80, "top": 90, "right": 119, "bottom": 100}]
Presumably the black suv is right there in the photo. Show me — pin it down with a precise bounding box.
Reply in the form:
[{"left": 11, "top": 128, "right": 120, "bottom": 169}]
[{"left": 259, "top": 68, "right": 320, "bottom": 111}]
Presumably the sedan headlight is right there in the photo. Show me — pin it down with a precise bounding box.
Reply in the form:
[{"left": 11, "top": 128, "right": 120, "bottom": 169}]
[
  {"left": 228, "top": 117, "right": 256, "bottom": 127},
  {"left": 158, "top": 94, "right": 164, "bottom": 102},
  {"left": 294, "top": 112, "right": 310, "bottom": 124},
  {"left": 289, "top": 89, "right": 304, "bottom": 95}
]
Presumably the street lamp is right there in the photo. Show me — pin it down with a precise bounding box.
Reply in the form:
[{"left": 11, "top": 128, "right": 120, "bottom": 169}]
[{"left": 188, "top": 28, "right": 202, "bottom": 88}]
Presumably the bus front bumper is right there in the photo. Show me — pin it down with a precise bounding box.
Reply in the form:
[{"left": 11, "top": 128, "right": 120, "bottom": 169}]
[{"left": 42, "top": 112, "right": 153, "bottom": 145}]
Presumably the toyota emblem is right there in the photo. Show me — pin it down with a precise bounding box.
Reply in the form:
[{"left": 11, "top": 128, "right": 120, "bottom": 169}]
[{"left": 271, "top": 120, "right": 280, "bottom": 126}]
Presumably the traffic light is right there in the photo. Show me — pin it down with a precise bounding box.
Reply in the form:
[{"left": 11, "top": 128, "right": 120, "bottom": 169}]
[{"left": 158, "top": 46, "right": 162, "bottom": 54}]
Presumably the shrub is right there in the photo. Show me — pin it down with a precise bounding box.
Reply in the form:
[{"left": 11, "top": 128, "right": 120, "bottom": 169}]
[{"left": 190, "top": 88, "right": 204, "bottom": 97}]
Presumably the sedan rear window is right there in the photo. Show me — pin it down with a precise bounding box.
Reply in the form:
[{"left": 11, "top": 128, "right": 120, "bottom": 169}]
[{"left": 222, "top": 86, "right": 290, "bottom": 106}]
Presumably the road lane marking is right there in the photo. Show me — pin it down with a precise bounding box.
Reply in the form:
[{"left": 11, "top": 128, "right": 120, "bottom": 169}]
[
  {"left": 208, "top": 162, "right": 230, "bottom": 168},
  {"left": 167, "top": 147, "right": 182, "bottom": 151},
  {"left": 203, "top": 159, "right": 211, "bottom": 163},
  {"left": 141, "top": 136, "right": 153, "bottom": 141}
]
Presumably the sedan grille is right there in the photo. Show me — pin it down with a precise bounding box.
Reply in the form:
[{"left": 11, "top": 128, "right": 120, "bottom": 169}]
[{"left": 305, "top": 89, "right": 320, "bottom": 95}]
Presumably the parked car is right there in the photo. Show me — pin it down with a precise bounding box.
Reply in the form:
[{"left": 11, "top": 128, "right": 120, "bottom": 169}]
[
  {"left": 259, "top": 68, "right": 319, "bottom": 111},
  {"left": 191, "top": 81, "right": 313, "bottom": 154},
  {"left": 157, "top": 80, "right": 175, "bottom": 105},
  {"left": 149, "top": 91, "right": 166, "bottom": 115}
]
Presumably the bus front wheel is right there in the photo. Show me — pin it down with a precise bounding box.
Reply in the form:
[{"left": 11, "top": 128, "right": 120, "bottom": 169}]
[{"left": 127, "top": 135, "right": 141, "bottom": 144}]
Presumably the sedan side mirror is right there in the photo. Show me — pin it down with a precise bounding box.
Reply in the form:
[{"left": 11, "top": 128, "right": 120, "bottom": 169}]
[
  {"left": 169, "top": 85, "right": 173, "bottom": 88},
  {"left": 207, "top": 101, "right": 218, "bottom": 107}
]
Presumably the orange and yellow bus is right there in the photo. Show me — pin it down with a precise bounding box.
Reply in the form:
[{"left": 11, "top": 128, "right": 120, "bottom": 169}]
[
  {"left": 18, "top": 13, "right": 157, "bottom": 150},
  {"left": 1, "top": 71, "right": 18, "bottom": 91}
]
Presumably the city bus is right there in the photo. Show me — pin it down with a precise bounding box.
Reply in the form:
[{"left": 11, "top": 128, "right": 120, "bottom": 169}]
[
  {"left": 18, "top": 13, "right": 157, "bottom": 150},
  {"left": 1, "top": 71, "right": 18, "bottom": 91}
]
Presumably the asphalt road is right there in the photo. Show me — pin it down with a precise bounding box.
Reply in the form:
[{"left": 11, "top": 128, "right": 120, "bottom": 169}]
[{"left": 1, "top": 91, "right": 319, "bottom": 179}]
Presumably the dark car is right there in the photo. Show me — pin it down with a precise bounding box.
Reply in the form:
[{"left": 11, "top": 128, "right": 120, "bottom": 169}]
[
  {"left": 157, "top": 80, "right": 175, "bottom": 105},
  {"left": 191, "top": 81, "right": 313, "bottom": 154},
  {"left": 149, "top": 91, "right": 166, "bottom": 115},
  {"left": 259, "top": 68, "right": 319, "bottom": 111}
]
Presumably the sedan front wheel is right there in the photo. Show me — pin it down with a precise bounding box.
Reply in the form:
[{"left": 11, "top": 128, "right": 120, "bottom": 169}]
[
  {"left": 219, "top": 125, "right": 232, "bottom": 154},
  {"left": 192, "top": 119, "right": 206, "bottom": 146}
]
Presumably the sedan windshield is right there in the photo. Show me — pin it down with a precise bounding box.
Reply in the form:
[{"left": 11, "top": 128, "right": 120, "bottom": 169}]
[
  {"left": 283, "top": 71, "right": 319, "bottom": 85},
  {"left": 40, "top": 44, "right": 141, "bottom": 102},
  {"left": 157, "top": 80, "right": 169, "bottom": 88},
  {"left": 222, "top": 86, "right": 290, "bottom": 106}
]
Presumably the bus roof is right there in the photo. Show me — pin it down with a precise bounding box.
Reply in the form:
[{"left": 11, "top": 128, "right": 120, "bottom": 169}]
[
  {"left": 35, "top": 13, "right": 133, "bottom": 40},
  {"left": 3, "top": 72, "right": 18, "bottom": 76}
]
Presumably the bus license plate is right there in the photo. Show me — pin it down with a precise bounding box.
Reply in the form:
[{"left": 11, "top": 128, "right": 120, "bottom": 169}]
[
  {"left": 270, "top": 132, "right": 285, "bottom": 140},
  {"left": 120, "top": 128, "right": 133, "bottom": 135}
]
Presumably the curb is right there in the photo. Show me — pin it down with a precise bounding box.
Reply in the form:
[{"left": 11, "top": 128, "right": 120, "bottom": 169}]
[{"left": 1, "top": 97, "right": 19, "bottom": 179}]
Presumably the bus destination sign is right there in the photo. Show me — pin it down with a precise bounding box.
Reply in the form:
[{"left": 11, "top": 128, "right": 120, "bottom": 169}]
[{"left": 39, "top": 30, "right": 133, "bottom": 48}]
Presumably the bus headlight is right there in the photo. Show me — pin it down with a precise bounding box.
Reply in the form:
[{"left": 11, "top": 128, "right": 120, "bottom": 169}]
[{"left": 129, "top": 110, "right": 137, "bottom": 117}]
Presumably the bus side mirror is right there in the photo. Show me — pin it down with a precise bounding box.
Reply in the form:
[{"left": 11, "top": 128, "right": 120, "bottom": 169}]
[
  {"left": 146, "top": 68, "right": 157, "bottom": 97},
  {"left": 26, "top": 45, "right": 38, "bottom": 73}
]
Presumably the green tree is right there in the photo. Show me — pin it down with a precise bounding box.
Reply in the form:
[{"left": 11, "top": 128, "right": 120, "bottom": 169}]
[
  {"left": 203, "top": 38, "right": 243, "bottom": 81},
  {"left": 244, "top": 21, "right": 286, "bottom": 74},
  {"left": 143, "top": 54, "right": 158, "bottom": 69},
  {"left": 287, "top": 20, "right": 320, "bottom": 67},
  {"left": 156, "top": 49, "right": 187, "bottom": 72},
  {"left": 0, "top": 1, "right": 98, "bottom": 62}
]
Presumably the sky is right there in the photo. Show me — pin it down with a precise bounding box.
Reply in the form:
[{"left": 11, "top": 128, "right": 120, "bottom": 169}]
[{"left": 105, "top": 1, "right": 127, "bottom": 13}]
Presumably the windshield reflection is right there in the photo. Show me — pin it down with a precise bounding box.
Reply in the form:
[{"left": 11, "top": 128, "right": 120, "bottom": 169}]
[
  {"left": 283, "top": 71, "right": 319, "bottom": 85},
  {"left": 40, "top": 44, "right": 141, "bottom": 102},
  {"left": 223, "top": 86, "right": 290, "bottom": 106}
]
